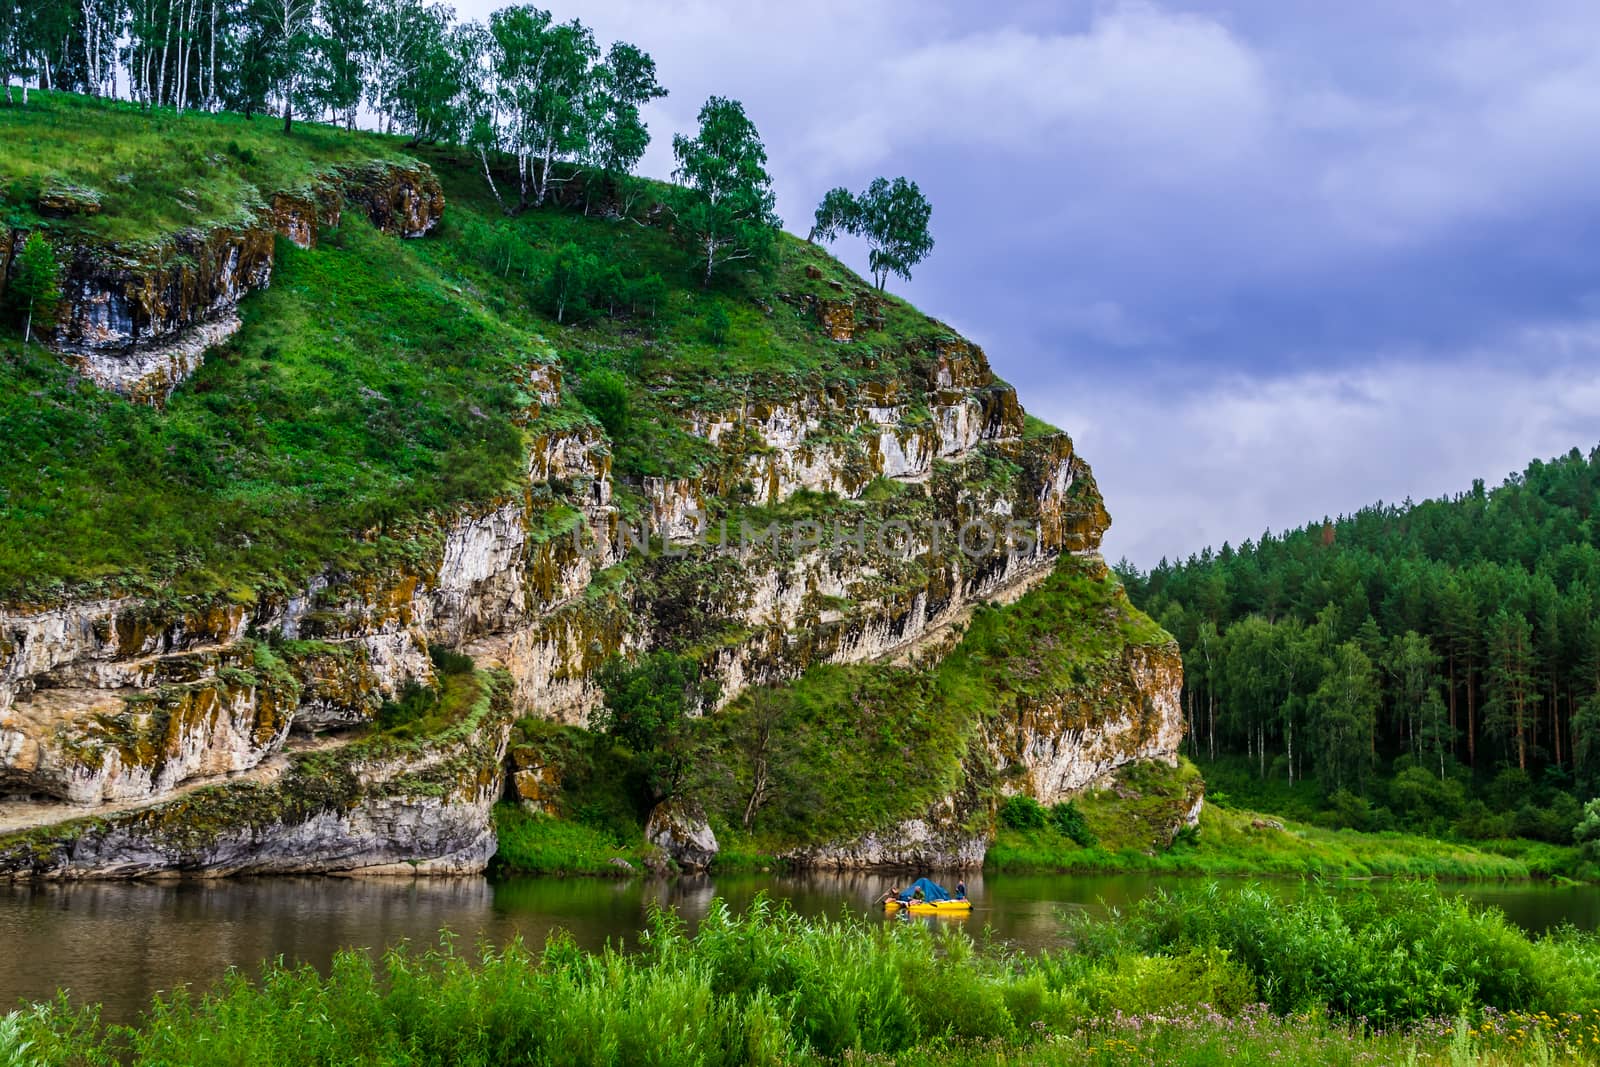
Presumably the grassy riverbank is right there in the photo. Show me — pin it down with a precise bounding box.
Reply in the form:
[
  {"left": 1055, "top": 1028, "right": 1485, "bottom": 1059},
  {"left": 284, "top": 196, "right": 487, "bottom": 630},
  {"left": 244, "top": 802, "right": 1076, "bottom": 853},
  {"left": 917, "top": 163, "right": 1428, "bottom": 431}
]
[
  {"left": 4, "top": 882, "right": 1598, "bottom": 1065},
  {"left": 492, "top": 792, "right": 1593, "bottom": 884},
  {"left": 987, "top": 802, "right": 1584, "bottom": 881}
]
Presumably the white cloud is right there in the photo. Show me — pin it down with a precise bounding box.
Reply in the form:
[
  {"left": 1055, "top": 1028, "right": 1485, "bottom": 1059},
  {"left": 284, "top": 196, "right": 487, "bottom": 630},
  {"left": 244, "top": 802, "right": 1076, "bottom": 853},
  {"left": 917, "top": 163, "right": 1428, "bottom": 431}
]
[
  {"left": 1034, "top": 348, "right": 1600, "bottom": 568},
  {"left": 810, "top": 6, "right": 1270, "bottom": 179}
]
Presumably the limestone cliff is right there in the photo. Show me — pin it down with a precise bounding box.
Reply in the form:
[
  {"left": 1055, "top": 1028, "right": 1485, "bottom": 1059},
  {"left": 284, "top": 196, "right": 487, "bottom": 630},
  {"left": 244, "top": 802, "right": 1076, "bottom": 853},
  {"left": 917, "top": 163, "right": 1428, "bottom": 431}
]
[{"left": 0, "top": 146, "right": 1183, "bottom": 880}]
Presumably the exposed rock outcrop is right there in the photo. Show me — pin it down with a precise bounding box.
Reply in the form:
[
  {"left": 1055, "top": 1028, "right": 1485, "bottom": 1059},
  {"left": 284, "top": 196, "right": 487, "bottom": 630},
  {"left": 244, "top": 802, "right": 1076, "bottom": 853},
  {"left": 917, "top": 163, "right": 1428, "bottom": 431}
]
[
  {"left": 7, "top": 161, "right": 445, "bottom": 402},
  {"left": 0, "top": 674, "right": 510, "bottom": 879},
  {"left": 645, "top": 798, "right": 719, "bottom": 871},
  {"left": 784, "top": 800, "right": 988, "bottom": 872},
  {"left": 989, "top": 642, "right": 1185, "bottom": 806}
]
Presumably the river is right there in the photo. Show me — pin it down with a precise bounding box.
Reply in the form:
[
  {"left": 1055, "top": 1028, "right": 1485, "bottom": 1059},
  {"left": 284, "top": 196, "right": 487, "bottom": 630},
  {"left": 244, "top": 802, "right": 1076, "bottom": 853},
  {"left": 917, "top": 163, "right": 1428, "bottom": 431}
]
[{"left": 3, "top": 872, "right": 1597, "bottom": 1023}]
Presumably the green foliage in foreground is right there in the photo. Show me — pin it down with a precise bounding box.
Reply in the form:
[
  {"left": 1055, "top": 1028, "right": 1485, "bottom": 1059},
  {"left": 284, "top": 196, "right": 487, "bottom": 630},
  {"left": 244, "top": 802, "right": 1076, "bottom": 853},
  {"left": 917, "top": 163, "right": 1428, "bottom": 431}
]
[
  {"left": 887, "top": 1011, "right": 1600, "bottom": 1066},
  {"left": 1071, "top": 880, "right": 1600, "bottom": 1025},
  {"left": 6, "top": 885, "right": 1599, "bottom": 1065}
]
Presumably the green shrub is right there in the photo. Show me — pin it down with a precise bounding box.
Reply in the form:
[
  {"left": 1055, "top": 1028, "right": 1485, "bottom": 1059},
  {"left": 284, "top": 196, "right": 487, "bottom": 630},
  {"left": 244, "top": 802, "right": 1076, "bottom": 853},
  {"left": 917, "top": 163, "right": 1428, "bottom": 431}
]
[
  {"left": 999, "top": 795, "right": 1047, "bottom": 831},
  {"left": 1577, "top": 798, "right": 1600, "bottom": 861},
  {"left": 577, "top": 369, "right": 632, "bottom": 442},
  {"left": 1110, "top": 880, "right": 1600, "bottom": 1023},
  {"left": 703, "top": 304, "right": 731, "bottom": 346},
  {"left": 1049, "top": 801, "right": 1097, "bottom": 847},
  {"left": 428, "top": 644, "right": 475, "bottom": 677},
  {"left": 376, "top": 681, "right": 438, "bottom": 733},
  {"left": 1081, "top": 947, "right": 1256, "bottom": 1016}
]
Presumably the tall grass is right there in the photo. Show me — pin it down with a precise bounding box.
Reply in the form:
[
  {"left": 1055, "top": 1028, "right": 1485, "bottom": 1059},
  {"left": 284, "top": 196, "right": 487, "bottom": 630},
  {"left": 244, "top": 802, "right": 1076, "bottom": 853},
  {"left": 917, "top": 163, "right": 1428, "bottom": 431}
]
[
  {"left": 0, "top": 1012, "right": 34, "bottom": 1067},
  {"left": 12, "top": 898, "right": 1069, "bottom": 1065},
  {"left": 1069, "top": 880, "right": 1600, "bottom": 1025},
  {"left": 8, "top": 885, "right": 1598, "bottom": 1065}
]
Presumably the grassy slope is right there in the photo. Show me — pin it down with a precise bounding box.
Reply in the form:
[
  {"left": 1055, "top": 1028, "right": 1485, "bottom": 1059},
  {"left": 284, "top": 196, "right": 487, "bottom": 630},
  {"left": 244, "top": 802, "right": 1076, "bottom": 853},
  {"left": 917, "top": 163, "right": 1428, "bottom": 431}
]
[
  {"left": 0, "top": 92, "right": 964, "bottom": 603},
  {"left": 0, "top": 91, "right": 414, "bottom": 242},
  {"left": 684, "top": 557, "right": 1177, "bottom": 856},
  {"left": 990, "top": 799, "right": 1556, "bottom": 880}
]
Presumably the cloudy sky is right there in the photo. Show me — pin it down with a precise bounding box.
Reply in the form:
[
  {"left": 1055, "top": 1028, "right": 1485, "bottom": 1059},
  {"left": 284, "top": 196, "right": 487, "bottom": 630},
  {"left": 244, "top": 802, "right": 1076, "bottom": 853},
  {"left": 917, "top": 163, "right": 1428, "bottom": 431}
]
[{"left": 459, "top": 0, "right": 1600, "bottom": 566}]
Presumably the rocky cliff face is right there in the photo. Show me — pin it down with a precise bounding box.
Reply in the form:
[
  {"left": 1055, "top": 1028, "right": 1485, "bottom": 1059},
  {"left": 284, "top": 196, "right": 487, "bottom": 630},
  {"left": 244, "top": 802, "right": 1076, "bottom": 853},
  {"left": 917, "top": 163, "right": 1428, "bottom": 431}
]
[
  {"left": 4, "top": 162, "right": 443, "bottom": 403},
  {"left": 0, "top": 161, "right": 1183, "bottom": 880}
]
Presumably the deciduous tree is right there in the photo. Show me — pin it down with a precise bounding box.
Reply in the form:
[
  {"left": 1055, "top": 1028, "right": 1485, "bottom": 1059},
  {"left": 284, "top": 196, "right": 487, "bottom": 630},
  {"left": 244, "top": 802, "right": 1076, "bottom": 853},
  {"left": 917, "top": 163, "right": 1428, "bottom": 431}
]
[
  {"left": 670, "top": 95, "right": 779, "bottom": 286},
  {"left": 7, "top": 232, "right": 62, "bottom": 345}
]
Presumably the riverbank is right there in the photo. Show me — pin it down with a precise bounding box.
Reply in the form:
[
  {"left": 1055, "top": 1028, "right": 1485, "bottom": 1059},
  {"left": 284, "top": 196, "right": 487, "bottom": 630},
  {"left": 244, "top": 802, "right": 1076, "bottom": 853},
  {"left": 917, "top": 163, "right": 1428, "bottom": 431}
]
[
  {"left": 4, "top": 881, "right": 1596, "bottom": 1065},
  {"left": 493, "top": 796, "right": 1596, "bottom": 884},
  {"left": 988, "top": 802, "right": 1596, "bottom": 881}
]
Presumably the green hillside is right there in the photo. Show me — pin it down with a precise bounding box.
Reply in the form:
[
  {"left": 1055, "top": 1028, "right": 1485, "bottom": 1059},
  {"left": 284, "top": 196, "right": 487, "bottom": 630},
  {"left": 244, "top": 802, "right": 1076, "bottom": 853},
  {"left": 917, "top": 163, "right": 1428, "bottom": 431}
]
[{"left": 0, "top": 91, "right": 974, "bottom": 604}]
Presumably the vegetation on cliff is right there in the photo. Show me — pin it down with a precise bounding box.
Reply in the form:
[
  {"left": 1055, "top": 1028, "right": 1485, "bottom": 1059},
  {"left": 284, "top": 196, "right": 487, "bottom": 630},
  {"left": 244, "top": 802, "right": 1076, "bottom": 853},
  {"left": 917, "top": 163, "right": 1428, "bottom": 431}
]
[
  {"left": 490, "top": 556, "right": 1182, "bottom": 869},
  {"left": 1120, "top": 448, "right": 1600, "bottom": 865},
  {"left": 0, "top": 86, "right": 1160, "bottom": 877},
  {"left": 0, "top": 90, "right": 962, "bottom": 604},
  {"left": 5, "top": 884, "right": 1599, "bottom": 1065}
]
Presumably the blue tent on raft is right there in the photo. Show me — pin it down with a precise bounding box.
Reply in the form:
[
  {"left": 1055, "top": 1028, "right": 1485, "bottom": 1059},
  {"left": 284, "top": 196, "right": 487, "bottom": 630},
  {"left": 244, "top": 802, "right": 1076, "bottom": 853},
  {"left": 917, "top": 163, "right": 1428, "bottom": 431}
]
[{"left": 896, "top": 877, "right": 953, "bottom": 903}]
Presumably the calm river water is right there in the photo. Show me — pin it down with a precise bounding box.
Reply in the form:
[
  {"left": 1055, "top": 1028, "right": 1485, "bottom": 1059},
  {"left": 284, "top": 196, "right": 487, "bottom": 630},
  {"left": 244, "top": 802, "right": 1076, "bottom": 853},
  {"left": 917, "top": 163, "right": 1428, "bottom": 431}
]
[{"left": 3, "top": 872, "right": 1597, "bottom": 1023}]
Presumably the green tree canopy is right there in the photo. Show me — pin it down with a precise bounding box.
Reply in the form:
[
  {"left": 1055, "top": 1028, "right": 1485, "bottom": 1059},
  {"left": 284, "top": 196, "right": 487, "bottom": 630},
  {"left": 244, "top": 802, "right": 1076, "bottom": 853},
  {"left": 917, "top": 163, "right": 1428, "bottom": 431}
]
[
  {"left": 582, "top": 41, "right": 666, "bottom": 213},
  {"left": 857, "top": 176, "right": 934, "bottom": 290},
  {"left": 808, "top": 186, "right": 859, "bottom": 244},
  {"left": 593, "top": 651, "right": 717, "bottom": 799},
  {"left": 807, "top": 177, "right": 934, "bottom": 290},
  {"left": 670, "top": 95, "right": 779, "bottom": 286},
  {"left": 6, "top": 232, "right": 61, "bottom": 345}
]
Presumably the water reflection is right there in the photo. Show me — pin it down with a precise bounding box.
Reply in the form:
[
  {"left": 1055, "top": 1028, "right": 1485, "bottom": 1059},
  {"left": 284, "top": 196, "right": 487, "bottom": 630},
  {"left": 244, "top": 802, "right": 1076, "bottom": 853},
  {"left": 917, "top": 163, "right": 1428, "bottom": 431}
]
[{"left": 2, "top": 871, "right": 1595, "bottom": 1025}]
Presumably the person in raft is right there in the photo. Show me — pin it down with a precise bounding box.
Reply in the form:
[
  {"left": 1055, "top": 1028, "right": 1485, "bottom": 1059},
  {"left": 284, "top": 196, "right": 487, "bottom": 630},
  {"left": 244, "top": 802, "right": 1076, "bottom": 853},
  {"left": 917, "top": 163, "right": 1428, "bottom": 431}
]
[
  {"left": 875, "top": 884, "right": 927, "bottom": 906},
  {"left": 878, "top": 879, "right": 966, "bottom": 906}
]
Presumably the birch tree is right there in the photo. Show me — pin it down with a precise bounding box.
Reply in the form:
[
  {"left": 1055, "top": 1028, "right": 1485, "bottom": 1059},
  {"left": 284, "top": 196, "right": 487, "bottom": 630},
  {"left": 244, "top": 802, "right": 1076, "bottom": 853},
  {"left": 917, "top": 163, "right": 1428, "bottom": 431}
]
[
  {"left": 580, "top": 40, "right": 664, "bottom": 213},
  {"left": 670, "top": 95, "right": 779, "bottom": 286},
  {"left": 6, "top": 232, "right": 61, "bottom": 345},
  {"left": 255, "top": 0, "right": 314, "bottom": 132},
  {"left": 312, "top": 0, "right": 365, "bottom": 127},
  {"left": 389, "top": 9, "right": 472, "bottom": 145},
  {"left": 855, "top": 176, "right": 934, "bottom": 290},
  {"left": 486, "top": 5, "right": 597, "bottom": 209}
]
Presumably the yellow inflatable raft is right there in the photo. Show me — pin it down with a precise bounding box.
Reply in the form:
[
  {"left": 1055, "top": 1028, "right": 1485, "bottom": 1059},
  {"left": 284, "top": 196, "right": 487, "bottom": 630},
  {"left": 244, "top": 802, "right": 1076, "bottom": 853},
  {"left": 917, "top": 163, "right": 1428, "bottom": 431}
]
[{"left": 884, "top": 898, "right": 972, "bottom": 915}]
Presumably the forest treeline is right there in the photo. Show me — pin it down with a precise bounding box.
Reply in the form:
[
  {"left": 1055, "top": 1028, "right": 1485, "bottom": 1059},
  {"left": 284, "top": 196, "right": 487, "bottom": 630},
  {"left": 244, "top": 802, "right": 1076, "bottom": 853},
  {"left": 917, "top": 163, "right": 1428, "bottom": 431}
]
[
  {"left": 1118, "top": 446, "right": 1600, "bottom": 843},
  {"left": 0, "top": 1, "right": 939, "bottom": 296},
  {"left": 1, "top": 0, "right": 669, "bottom": 195}
]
